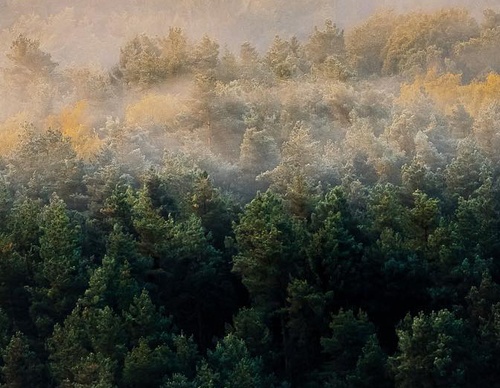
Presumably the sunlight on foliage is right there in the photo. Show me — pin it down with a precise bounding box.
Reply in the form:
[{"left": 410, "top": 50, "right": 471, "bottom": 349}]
[
  {"left": 45, "top": 100, "right": 103, "bottom": 160},
  {"left": 125, "top": 93, "right": 187, "bottom": 130},
  {"left": 0, "top": 112, "right": 31, "bottom": 156},
  {"left": 399, "top": 69, "right": 500, "bottom": 117}
]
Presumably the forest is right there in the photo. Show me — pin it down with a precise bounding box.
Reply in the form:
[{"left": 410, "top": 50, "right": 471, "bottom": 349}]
[{"left": 2, "top": 2, "right": 500, "bottom": 387}]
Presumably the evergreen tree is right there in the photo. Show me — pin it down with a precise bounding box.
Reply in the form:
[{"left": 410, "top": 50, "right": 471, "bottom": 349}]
[
  {"left": 233, "top": 191, "right": 302, "bottom": 312},
  {"left": 307, "top": 187, "right": 363, "bottom": 300},
  {"left": 194, "top": 334, "right": 269, "bottom": 388},
  {"left": 48, "top": 304, "right": 125, "bottom": 386},
  {"left": 119, "top": 34, "right": 165, "bottom": 87},
  {"left": 1, "top": 332, "right": 44, "bottom": 388},
  {"left": 390, "top": 310, "right": 473, "bottom": 387},
  {"left": 320, "top": 309, "right": 376, "bottom": 379},
  {"left": 29, "top": 195, "right": 87, "bottom": 336},
  {"left": 347, "top": 335, "right": 391, "bottom": 388},
  {"left": 305, "top": 19, "right": 345, "bottom": 65}
]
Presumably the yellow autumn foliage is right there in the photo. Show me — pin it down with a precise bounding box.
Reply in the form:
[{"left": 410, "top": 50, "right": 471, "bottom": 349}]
[
  {"left": 45, "top": 100, "right": 103, "bottom": 160},
  {"left": 0, "top": 112, "right": 30, "bottom": 156},
  {"left": 398, "top": 69, "right": 462, "bottom": 114},
  {"left": 463, "top": 73, "right": 500, "bottom": 117},
  {"left": 125, "top": 93, "right": 187, "bottom": 129},
  {"left": 398, "top": 70, "right": 500, "bottom": 117}
]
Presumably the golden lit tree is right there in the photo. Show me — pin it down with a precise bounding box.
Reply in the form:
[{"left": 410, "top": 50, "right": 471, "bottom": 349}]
[
  {"left": 46, "top": 100, "right": 103, "bottom": 160},
  {"left": 125, "top": 93, "right": 187, "bottom": 131}
]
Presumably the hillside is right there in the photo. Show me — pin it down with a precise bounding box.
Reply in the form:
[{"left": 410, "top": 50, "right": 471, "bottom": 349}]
[{"left": 1, "top": 3, "right": 500, "bottom": 387}]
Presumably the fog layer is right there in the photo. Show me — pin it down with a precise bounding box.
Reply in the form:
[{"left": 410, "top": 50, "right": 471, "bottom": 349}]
[{"left": 1, "top": 0, "right": 500, "bottom": 67}]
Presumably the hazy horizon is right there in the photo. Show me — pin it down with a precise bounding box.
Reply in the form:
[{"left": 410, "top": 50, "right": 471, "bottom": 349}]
[{"left": 1, "top": 0, "right": 500, "bottom": 67}]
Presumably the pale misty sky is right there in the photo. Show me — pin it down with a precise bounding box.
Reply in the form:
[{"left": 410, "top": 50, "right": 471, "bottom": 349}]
[{"left": 1, "top": 0, "right": 499, "bottom": 66}]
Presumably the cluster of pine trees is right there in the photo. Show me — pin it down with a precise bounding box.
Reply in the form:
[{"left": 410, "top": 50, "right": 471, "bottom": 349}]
[{"left": 2, "top": 6, "right": 500, "bottom": 387}]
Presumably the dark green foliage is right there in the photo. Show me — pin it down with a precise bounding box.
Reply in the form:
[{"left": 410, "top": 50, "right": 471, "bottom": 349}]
[
  {"left": 1, "top": 331, "right": 44, "bottom": 388},
  {"left": 390, "top": 310, "right": 473, "bottom": 387},
  {"left": 445, "top": 139, "right": 492, "bottom": 201},
  {"left": 48, "top": 304, "right": 125, "bottom": 386},
  {"left": 0, "top": 236, "right": 29, "bottom": 319},
  {"left": 194, "top": 334, "right": 269, "bottom": 388},
  {"left": 29, "top": 195, "right": 87, "bottom": 336},
  {"left": 2, "top": 6, "right": 500, "bottom": 387},
  {"left": 81, "top": 254, "right": 140, "bottom": 311},
  {"left": 100, "top": 184, "right": 136, "bottom": 233},
  {"left": 231, "top": 307, "right": 272, "bottom": 358},
  {"left": 307, "top": 187, "right": 363, "bottom": 296},
  {"left": 189, "top": 171, "right": 236, "bottom": 249},
  {"left": 7, "top": 197, "right": 42, "bottom": 256},
  {"left": 347, "top": 335, "right": 390, "bottom": 388},
  {"left": 321, "top": 309, "right": 376, "bottom": 378},
  {"left": 407, "top": 190, "right": 440, "bottom": 252},
  {"left": 233, "top": 191, "right": 302, "bottom": 312},
  {"left": 122, "top": 339, "right": 173, "bottom": 388},
  {"left": 450, "top": 180, "right": 499, "bottom": 259}
]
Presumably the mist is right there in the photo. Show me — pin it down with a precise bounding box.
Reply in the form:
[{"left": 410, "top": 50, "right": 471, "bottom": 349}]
[
  {"left": 1, "top": 0, "right": 499, "bottom": 67},
  {"left": 1, "top": 0, "right": 500, "bottom": 190},
  {"left": 3, "top": 1, "right": 500, "bottom": 386}
]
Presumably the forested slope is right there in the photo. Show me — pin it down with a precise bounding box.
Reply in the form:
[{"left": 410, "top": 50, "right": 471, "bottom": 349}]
[{"left": 1, "top": 5, "right": 500, "bottom": 387}]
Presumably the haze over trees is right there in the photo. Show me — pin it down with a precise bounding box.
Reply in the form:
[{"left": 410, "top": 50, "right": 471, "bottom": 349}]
[{"left": 1, "top": 1, "right": 500, "bottom": 386}]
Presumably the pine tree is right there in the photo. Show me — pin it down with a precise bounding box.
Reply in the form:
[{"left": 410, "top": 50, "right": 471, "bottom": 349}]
[{"left": 1, "top": 332, "right": 44, "bottom": 388}]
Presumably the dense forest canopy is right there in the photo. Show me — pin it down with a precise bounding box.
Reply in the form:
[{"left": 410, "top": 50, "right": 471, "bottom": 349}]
[{"left": 1, "top": 1, "right": 500, "bottom": 387}]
